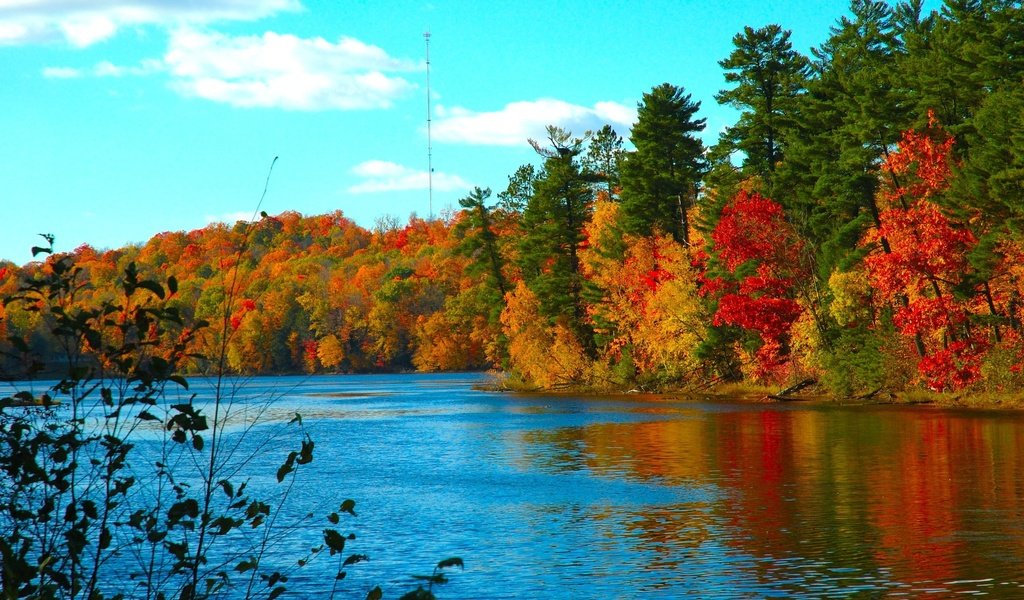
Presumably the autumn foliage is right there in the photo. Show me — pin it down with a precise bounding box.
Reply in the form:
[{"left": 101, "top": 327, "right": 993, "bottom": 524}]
[
  {"left": 704, "top": 191, "right": 806, "bottom": 382},
  {"left": 4, "top": 111, "right": 1024, "bottom": 398},
  {"left": 861, "top": 117, "right": 993, "bottom": 390}
]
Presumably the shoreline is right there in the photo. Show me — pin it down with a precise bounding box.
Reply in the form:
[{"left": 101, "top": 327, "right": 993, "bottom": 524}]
[{"left": 481, "top": 376, "right": 1024, "bottom": 411}]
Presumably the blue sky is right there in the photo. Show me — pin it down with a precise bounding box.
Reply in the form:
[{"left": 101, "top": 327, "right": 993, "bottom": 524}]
[{"left": 0, "top": 0, "right": 935, "bottom": 263}]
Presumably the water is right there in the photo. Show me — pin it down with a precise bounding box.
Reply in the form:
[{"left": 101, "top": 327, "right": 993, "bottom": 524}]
[{"left": 10, "top": 373, "right": 1024, "bottom": 597}]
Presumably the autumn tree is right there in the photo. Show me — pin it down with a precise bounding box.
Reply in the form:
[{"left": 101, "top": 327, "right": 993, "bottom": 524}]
[
  {"left": 704, "top": 191, "right": 808, "bottom": 382},
  {"left": 580, "top": 199, "right": 706, "bottom": 388},
  {"left": 862, "top": 117, "right": 992, "bottom": 390},
  {"left": 500, "top": 281, "right": 591, "bottom": 388}
]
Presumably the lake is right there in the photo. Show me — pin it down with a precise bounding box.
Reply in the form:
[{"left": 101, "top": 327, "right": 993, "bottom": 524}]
[{"left": 12, "top": 373, "right": 1024, "bottom": 597}]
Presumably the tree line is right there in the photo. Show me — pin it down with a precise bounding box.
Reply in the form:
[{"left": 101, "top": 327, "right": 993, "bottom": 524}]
[{"left": 4, "top": 0, "right": 1024, "bottom": 395}]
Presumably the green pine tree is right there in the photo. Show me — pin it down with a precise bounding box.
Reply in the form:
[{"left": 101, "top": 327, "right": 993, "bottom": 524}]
[
  {"left": 518, "top": 126, "right": 596, "bottom": 353},
  {"left": 619, "top": 83, "right": 707, "bottom": 246},
  {"left": 715, "top": 24, "right": 810, "bottom": 187}
]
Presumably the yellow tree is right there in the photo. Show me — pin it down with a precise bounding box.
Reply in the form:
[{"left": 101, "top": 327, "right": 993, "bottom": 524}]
[
  {"left": 501, "top": 281, "right": 590, "bottom": 388},
  {"left": 581, "top": 199, "right": 707, "bottom": 388}
]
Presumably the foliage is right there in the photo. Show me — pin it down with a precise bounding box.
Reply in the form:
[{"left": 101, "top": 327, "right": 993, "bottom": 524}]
[
  {"left": 518, "top": 126, "right": 596, "bottom": 353},
  {"left": 862, "top": 116, "right": 992, "bottom": 391},
  {"left": 580, "top": 200, "right": 706, "bottom": 388},
  {"left": 619, "top": 83, "right": 707, "bottom": 246},
  {"left": 704, "top": 191, "right": 807, "bottom": 383},
  {"left": 0, "top": 239, "right": 368, "bottom": 599},
  {"left": 6, "top": 2, "right": 1024, "bottom": 398},
  {"left": 715, "top": 23, "right": 810, "bottom": 185}
]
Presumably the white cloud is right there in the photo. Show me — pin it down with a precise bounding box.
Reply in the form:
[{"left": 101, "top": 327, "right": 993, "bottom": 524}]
[
  {"left": 43, "top": 58, "right": 163, "bottom": 78},
  {"left": 432, "top": 98, "right": 637, "bottom": 147},
  {"left": 60, "top": 14, "right": 117, "bottom": 47},
  {"left": 0, "top": 0, "right": 299, "bottom": 47},
  {"left": 164, "top": 28, "right": 417, "bottom": 110},
  {"left": 42, "top": 66, "right": 82, "bottom": 78},
  {"left": 205, "top": 211, "right": 257, "bottom": 225},
  {"left": 348, "top": 160, "right": 472, "bottom": 194},
  {"left": 93, "top": 58, "right": 163, "bottom": 76}
]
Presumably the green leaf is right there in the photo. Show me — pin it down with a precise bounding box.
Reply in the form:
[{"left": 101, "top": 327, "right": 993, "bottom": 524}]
[
  {"left": 323, "top": 529, "right": 346, "bottom": 555},
  {"left": 210, "top": 516, "right": 239, "bottom": 535},
  {"left": 436, "top": 557, "right": 464, "bottom": 570},
  {"left": 297, "top": 438, "right": 314, "bottom": 465},
  {"left": 167, "top": 276, "right": 178, "bottom": 295},
  {"left": 81, "top": 500, "right": 98, "bottom": 520},
  {"left": 366, "top": 587, "right": 383, "bottom": 600},
  {"left": 245, "top": 501, "right": 270, "bottom": 519},
  {"left": 138, "top": 280, "right": 166, "bottom": 299},
  {"left": 276, "top": 462, "right": 293, "bottom": 483},
  {"left": 340, "top": 499, "right": 357, "bottom": 516},
  {"left": 168, "top": 499, "right": 199, "bottom": 522},
  {"left": 167, "top": 541, "right": 188, "bottom": 561},
  {"left": 99, "top": 526, "right": 112, "bottom": 550},
  {"left": 342, "top": 554, "right": 369, "bottom": 567},
  {"left": 192, "top": 434, "right": 204, "bottom": 451},
  {"left": 137, "top": 410, "right": 160, "bottom": 421}
]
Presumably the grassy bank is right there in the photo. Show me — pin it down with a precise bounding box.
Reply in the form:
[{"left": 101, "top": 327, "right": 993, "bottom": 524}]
[{"left": 482, "top": 372, "right": 1024, "bottom": 410}]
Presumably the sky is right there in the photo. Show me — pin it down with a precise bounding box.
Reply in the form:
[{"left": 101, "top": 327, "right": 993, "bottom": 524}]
[{"left": 0, "top": 0, "right": 938, "bottom": 264}]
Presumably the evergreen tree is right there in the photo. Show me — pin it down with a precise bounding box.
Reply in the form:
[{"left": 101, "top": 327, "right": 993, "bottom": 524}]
[
  {"left": 899, "top": 0, "right": 1024, "bottom": 142},
  {"left": 582, "top": 124, "right": 625, "bottom": 199},
  {"left": 715, "top": 24, "right": 810, "bottom": 186},
  {"left": 497, "top": 164, "right": 538, "bottom": 213},
  {"left": 619, "top": 83, "right": 707, "bottom": 246},
  {"left": 776, "top": 0, "right": 912, "bottom": 275},
  {"left": 952, "top": 83, "right": 1024, "bottom": 320},
  {"left": 518, "top": 126, "right": 595, "bottom": 352},
  {"left": 457, "top": 187, "right": 509, "bottom": 300}
]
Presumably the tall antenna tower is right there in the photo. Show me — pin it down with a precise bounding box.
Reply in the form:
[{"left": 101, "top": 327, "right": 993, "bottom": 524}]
[{"left": 424, "top": 30, "right": 433, "bottom": 220}]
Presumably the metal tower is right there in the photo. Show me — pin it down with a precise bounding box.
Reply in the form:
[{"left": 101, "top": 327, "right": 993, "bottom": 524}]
[{"left": 424, "top": 31, "right": 433, "bottom": 220}]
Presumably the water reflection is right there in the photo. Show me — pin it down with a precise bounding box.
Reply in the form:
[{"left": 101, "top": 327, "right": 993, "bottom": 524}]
[
  {"left": 517, "top": 401, "right": 1024, "bottom": 595},
  {"left": 18, "top": 372, "right": 1024, "bottom": 597}
]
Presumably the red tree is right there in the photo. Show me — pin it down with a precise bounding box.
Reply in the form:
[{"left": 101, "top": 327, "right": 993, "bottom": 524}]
[
  {"left": 706, "top": 191, "right": 805, "bottom": 381},
  {"left": 864, "top": 115, "right": 987, "bottom": 390}
]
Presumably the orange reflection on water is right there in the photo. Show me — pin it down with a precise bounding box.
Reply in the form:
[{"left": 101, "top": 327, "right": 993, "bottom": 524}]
[{"left": 520, "top": 400, "right": 1024, "bottom": 589}]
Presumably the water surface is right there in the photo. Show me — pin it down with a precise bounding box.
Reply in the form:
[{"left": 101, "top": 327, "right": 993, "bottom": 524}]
[{"left": 14, "top": 373, "right": 1024, "bottom": 597}]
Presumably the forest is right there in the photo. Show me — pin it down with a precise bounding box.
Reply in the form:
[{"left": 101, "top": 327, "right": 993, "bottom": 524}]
[{"left": 3, "top": 0, "right": 1024, "bottom": 398}]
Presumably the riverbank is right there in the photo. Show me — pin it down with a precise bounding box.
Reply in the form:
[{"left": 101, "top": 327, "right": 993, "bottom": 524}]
[{"left": 484, "top": 374, "right": 1024, "bottom": 410}]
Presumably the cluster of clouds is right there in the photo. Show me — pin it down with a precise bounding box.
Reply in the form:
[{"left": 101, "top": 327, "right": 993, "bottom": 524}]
[
  {"left": 0, "top": 0, "right": 299, "bottom": 47},
  {"left": 347, "top": 160, "right": 473, "bottom": 195},
  {"left": 433, "top": 100, "right": 635, "bottom": 146},
  {"left": 41, "top": 27, "right": 418, "bottom": 111},
  {"left": 163, "top": 29, "right": 417, "bottom": 110},
  {"left": 7, "top": 0, "right": 637, "bottom": 194}
]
